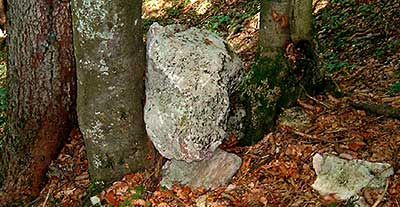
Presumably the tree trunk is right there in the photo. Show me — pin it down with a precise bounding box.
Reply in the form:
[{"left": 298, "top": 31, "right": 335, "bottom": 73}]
[
  {"left": 238, "top": 0, "right": 322, "bottom": 145},
  {"left": 0, "top": 0, "right": 77, "bottom": 204},
  {"left": 259, "top": 0, "right": 290, "bottom": 58},
  {"left": 0, "top": 0, "right": 6, "bottom": 34},
  {"left": 71, "top": 0, "right": 155, "bottom": 182}
]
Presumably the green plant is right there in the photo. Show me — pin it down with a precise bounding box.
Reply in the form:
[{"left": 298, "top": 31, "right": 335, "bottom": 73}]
[
  {"left": 374, "top": 48, "right": 384, "bottom": 57},
  {"left": 388, "top": 82, "right": 400, "bottom": 95},
  {"left": 131, "top": 185, "right": 145, "bottom": 199},
  {"left": 81, "top": 180, "right": 109, "bottom": 207},
  {"left": 143, "top": 19, "right": 156, "bottom": 28},
  {"left": 205, "top": 15, "right": 230, "bottom": 33},
  {"left": 116, "top": 186, "right": 151, "bottom": 207},
  {"left": 120, "top": 199, "right": 133, "bottom": 207},
  {"left": 165, "top": 6, "right": 181, "bottom": 17},
  {"left": 325, "top": 202, "right": 338, "bottom": 207}
]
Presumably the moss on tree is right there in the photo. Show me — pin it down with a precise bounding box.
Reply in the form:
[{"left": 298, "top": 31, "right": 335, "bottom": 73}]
[{"left": 237, "top": 49, "right": 303, "bottom": 145}]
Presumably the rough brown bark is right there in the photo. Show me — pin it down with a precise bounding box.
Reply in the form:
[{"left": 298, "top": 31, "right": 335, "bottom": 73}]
[
  {"left": 0, "top": 0, "right": 76, "bottom": 204},
  {"left": 71, "top": 0, "right": 155, "bottom": 182}
]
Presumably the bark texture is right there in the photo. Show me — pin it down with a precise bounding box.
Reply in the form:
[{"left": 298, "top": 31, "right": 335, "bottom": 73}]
[
  {"left": 259, "top": 0, "right": 290, "bottom": 57},
  {"left": 71, "top": 0, "right": 154, "bottom": 181},
  {"left": 0, "top": 0, "right": 76, "bottom": 204},
  {"left": 238, "top": 0, "right": 323, "bottom": 145},
  {"left": 0, "top": 0, "right": 6, "bottom": 33}
]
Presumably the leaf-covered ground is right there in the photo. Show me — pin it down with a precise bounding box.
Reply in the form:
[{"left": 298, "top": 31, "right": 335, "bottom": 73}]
[{"left": 28, "top": 0, "right": 399, "bottom": 206}]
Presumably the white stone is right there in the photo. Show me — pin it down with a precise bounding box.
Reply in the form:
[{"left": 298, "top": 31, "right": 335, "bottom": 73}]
[
  {"left": 312, "top": 153, "right": 393, "bottom": 201},
  {"left": 90, "top": 196, "right": 101, "bottom": 205}
]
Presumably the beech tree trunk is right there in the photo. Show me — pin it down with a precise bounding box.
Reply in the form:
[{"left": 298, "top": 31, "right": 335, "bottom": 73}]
[
  {"left": 71, "top": 0, "right": 155, "bottom": 182},
  {"left": 0, "top": 0, "right": 77, "bottom": 204},
  {"left": 239, "top": 0, "right": 323, "bottom": 145}
]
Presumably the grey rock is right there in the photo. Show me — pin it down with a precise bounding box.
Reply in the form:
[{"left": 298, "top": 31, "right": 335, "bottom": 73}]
[
  {"left": 277, "top": 107, "right": 311, "bottom": 131},
  {"left": 90, "top": 196, "right": 101, "bottom": 206},
  {"left": 160, "top": 149, "right": 242, "bottom": 190},
  {"left": 312, "top": 153, "right": 393, "bottom": 201},
  {"left": 227, "top": 105, "right": 246, "bottom": 141},
  {"left": 145, "top": 23, "right": 243, "bottom": 161}
]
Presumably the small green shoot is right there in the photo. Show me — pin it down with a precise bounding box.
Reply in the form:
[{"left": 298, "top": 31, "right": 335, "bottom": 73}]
[
  {"left": 326, "top": 202, "right": 338, "bottom": 207},
  {"left": 388, "top": 82, "right": 400, "bottom": 95},
  {"left": 205, "top": 15, "right": 231, "bottom": 33},
  {"left": 145, "top": 201, "right": 152, "bottom": 207},
  {"left": 131, "top": 185, "right": 145, "bottom": 199}
]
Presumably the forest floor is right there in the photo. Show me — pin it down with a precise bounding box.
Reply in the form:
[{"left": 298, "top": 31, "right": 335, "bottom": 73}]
[{"left": 5, "top": 0, "right": 398, "bottom": 206}]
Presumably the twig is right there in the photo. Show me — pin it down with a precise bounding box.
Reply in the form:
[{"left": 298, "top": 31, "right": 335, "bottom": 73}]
[
  {"left": 371, "top": 179, "right": 389, "bottom": 207},
  {"left": 167, "top": 189, "right": 186, "bottom": 206},
  {"left": 42, "top": 188, "right": 51, "bottom": 207},
  {"left": 283, "top": 126, "right": 353, "bottom": 144},
  {"left": 300, "top": 84, "right": 333, "bottom": 109},
  {"left": 285, "top": 126, "right": 334, "bottom": 143},
  {"left": 305, "top": 93, "right": 333, "bottom": 109},
  {"left": 312, "top": 0, "right": 324, "bottom": 12},
  {"left": 321, "top": 127, "right": 348, "bottom": 135},
  {"left": 344, "top": 66, "right": 366, "bottom": 81}
]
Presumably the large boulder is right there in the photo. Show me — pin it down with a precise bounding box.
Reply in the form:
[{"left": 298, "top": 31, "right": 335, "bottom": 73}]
[{"left": 145, "top": 23, "right": 243, "bottom": 161}]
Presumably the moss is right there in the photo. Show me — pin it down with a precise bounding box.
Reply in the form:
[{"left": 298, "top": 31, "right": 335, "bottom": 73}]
[{"left": 237, "top": 50, "right": 302, "bottom": 145}]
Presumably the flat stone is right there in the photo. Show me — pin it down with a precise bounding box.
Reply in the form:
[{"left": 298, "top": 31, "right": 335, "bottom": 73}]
[
  {"left": 312, "top": 153, "right": 393, "bottom": 201},
  {"left": 160, "top": 149, "right": 242, "bottom": 190}
]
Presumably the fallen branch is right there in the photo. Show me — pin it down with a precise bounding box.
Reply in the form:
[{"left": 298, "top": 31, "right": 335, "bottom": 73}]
[
  {"left": 282, "top": 126, "right": 350, "bottom": 144},
  {"left": 350, "top": 101, "right": 400, "bottom": 119},
  {"left": 305, "top": 93, "right": 333, "bottom": 109},
  {"left": 371, "top": 179, "right": 389, "bottom": 207}
]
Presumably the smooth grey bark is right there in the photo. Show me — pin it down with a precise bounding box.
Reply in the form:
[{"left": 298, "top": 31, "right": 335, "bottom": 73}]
[
  {"left": 259, "top": 0, "right": 290, "bottom": 57},
  {"left": 290, "top": 0, "right": 313, "bottom": 43},
  {"left": 71, "top": 0, "right": 154, "bottom": 181},
  {"left": 259, "top": 0, "right": 313, "bottom": 51},
  {"left": 0, "top": 0, "right": 76, "bottom": 204}
]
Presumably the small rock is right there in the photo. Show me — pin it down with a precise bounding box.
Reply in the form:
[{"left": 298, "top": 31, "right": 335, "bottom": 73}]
[
  {"left": 277, "top": 107, "right": 311, "bottom": 130},
  {"left": 225, "top": 184, "right": 237, "bottom": 191},
  {"left": 312, "top": 153, "right": 393, "bottom": 201},
  {"left": 160, "top": 149, "right": 242, "bottom": 190},
  {"left": 195, "top": 195, "right": 208, "bottom": 207},
  {"left": 90, "top": 196, "right": 101, "bottom": 206}
]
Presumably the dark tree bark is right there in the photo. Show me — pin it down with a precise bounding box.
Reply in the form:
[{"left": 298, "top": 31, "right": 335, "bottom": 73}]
[
  {"left": 0, "top": 0, "right": 76, "bottom": 204},
  {"left": 239, "top": 0, "right": 324, "bottom": 145},
  {"left": 0, "top": 0, "right": 6, "bottom": 34},
  {"left": 71, "top": 0, "right": 155, "bottom": 182}
]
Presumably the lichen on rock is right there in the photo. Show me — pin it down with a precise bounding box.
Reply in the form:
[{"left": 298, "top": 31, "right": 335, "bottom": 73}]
[
  {"left": 312, "top": 153, "right": 393, "bottom": 202},
  {"left": 145, "top": 23, "right": 243, "bottom": 162}
]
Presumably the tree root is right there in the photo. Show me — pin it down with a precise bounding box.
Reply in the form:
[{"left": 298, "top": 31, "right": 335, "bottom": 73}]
[{"left": 350, "top": 101, "right": 400, "bottom": 119}]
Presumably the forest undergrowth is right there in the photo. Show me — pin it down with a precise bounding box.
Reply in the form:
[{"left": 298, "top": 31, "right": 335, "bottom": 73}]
[{"left": 1, "top": 0, "right": 398, "bottom": 206}]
